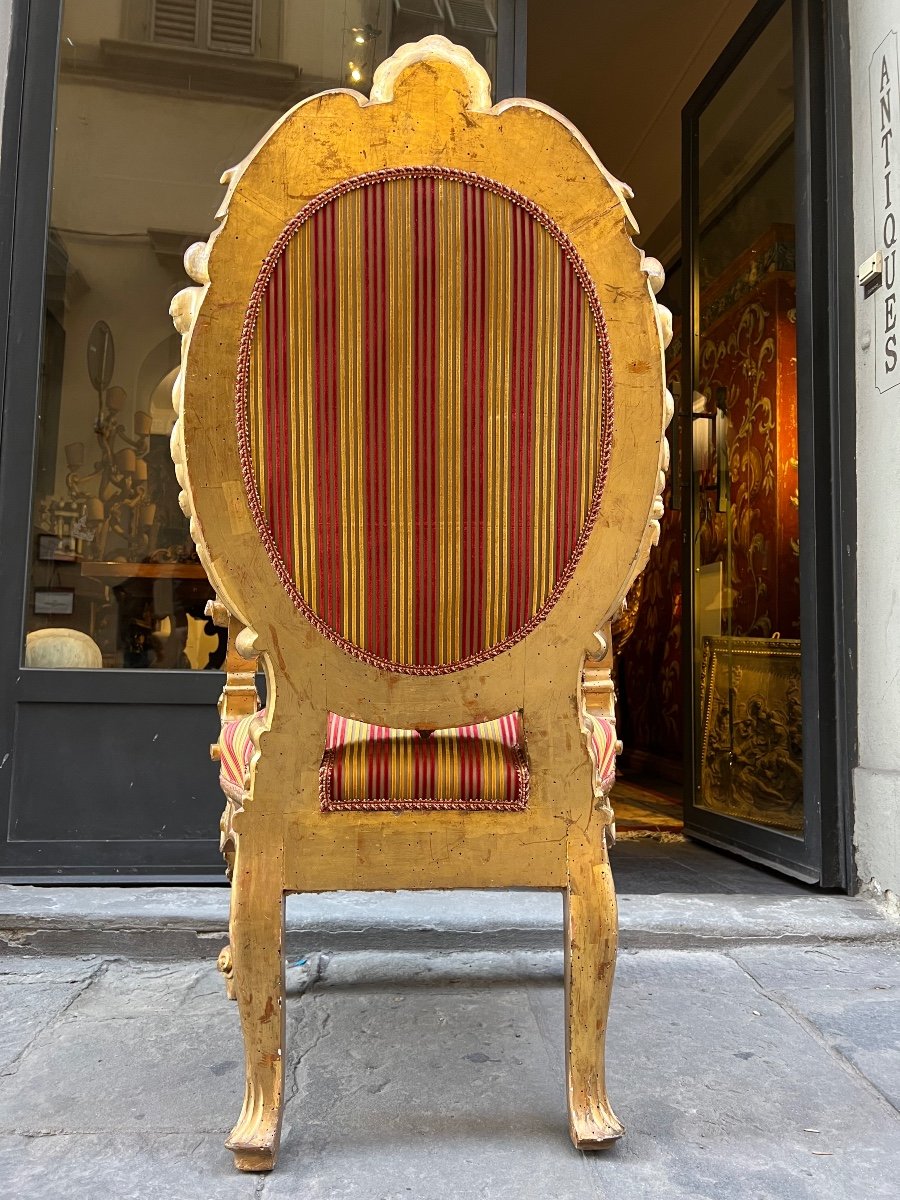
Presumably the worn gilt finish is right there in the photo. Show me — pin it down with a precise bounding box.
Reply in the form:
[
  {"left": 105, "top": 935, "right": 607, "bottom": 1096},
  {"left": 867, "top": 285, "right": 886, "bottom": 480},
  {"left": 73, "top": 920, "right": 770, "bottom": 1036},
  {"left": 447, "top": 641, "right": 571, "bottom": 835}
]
[{"left": 170, "top": 37, "right": 670, "bottom": 1172}]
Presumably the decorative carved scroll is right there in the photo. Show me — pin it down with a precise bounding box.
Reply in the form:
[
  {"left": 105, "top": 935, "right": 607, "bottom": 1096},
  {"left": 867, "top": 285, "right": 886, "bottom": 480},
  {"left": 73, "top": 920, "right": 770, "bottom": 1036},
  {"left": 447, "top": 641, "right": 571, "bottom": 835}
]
[{"left": 579, "top": 628, "right": 622, "bottom": 841}]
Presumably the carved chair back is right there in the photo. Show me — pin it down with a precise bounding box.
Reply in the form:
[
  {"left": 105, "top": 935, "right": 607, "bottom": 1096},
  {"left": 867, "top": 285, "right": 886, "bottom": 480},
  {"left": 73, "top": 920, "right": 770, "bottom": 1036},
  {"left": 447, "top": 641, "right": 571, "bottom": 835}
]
[{"left": 172, "top": 41, "right": 669, "bottom": 754}]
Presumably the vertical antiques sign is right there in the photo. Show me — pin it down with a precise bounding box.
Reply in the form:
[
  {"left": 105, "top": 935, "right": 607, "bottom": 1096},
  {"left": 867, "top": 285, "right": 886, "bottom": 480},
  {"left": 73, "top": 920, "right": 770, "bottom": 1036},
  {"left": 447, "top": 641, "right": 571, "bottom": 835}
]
[{"left": 872, "top": 30, "right": 900, "bottom": 393}]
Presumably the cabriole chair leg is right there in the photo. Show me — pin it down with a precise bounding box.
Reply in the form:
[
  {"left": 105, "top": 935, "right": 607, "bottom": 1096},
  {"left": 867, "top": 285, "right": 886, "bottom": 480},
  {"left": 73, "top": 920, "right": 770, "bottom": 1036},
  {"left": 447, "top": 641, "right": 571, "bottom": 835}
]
[
  {"left": 564, "top": 826, "right": 625, "bottom": 1149},
  {"left": 225, "top": 862, "right": 286, "bottom": 1172}
]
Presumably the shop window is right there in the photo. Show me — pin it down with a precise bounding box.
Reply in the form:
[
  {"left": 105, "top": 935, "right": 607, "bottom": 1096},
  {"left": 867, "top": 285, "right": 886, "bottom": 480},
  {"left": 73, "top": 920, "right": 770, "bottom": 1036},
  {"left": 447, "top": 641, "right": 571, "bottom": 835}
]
[{"left": 26, "top": 0, "right": 498, "bottom": 670}]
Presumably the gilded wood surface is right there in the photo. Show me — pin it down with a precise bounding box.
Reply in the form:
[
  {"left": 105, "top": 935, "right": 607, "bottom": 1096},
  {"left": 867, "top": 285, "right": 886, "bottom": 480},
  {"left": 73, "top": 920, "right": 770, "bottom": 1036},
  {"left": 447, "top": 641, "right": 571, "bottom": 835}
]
[
  {"left": 170, "top": 36, "right": 669, "bottom": 1172},
  {"left": 172, "top": 41, "right": 669, "bottom": 892}
]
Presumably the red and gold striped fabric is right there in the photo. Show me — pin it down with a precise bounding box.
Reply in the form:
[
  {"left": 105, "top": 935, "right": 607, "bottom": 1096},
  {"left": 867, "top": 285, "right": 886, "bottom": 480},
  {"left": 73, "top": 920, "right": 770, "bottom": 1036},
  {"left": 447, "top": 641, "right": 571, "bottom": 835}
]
[
  {"left": 587, "top": 716, "right": 618, "bottom": 793},
  {"left": 218, "top": 707, "right": 528, "bottom": 812},
  {"left": 218, "top": 708, "right": 267, "bottom": 799},
  {"left": 320, "top": 711, "right": 528, "bottom": 812},
  {"left": 237, "top": 166, "right": 614, "bottom": 674}
]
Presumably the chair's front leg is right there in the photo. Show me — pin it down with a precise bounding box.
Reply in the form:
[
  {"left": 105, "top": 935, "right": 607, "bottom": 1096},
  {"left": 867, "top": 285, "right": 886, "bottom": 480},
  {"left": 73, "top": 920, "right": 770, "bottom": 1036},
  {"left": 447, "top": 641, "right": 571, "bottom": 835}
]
[
  {"left": 225, "top": 842, "right": 286, "bottom": 1172},
  {"left": 564, "top": 825, "right": 624, "bottom": 1148}
]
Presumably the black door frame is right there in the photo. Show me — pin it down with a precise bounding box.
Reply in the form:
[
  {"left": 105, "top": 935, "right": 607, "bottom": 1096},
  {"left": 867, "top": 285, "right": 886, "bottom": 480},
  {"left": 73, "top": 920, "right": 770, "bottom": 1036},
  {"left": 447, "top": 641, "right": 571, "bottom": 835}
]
[
  {"left": 0, "top": 0, "right": 528, "bottom": 881},
  {"left": 679, "top": 0, "right": 856, "bottom": 887}
]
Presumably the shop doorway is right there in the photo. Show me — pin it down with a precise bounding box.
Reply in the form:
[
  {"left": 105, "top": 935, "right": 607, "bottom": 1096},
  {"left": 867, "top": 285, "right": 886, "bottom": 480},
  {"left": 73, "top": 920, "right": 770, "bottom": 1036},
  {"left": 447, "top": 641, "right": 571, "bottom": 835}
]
[{"left": 527, "top": 0, "right": 851, "bottom": 884}]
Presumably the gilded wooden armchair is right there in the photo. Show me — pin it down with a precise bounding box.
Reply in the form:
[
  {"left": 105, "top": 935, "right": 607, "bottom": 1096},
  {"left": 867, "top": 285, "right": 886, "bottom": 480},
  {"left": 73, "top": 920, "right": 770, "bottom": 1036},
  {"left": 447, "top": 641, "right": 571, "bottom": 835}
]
[{"left": 170, "top": 36, "right": 671, "bottom": 1173}]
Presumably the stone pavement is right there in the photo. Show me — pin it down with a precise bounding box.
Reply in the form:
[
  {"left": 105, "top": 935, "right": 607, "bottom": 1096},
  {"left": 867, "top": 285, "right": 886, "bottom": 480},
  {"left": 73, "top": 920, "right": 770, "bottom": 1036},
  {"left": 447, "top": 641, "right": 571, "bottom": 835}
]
[{"left": 1, "top": 843, "right": 899, "bottom": 1200}]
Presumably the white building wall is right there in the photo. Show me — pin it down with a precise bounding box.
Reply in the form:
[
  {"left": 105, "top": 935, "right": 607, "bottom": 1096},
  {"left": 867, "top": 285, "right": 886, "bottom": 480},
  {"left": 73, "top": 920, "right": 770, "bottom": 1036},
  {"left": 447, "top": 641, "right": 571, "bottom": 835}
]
[{"left": 852, "top": 0, "right": 900, "bottom": 900}]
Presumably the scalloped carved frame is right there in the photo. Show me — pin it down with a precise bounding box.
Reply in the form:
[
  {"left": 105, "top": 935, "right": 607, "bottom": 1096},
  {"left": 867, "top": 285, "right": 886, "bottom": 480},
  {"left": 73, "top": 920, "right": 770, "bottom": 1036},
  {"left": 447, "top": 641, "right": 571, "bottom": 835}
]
[{"left": 170, "top": 36, "right": 671, "bottom": 888}]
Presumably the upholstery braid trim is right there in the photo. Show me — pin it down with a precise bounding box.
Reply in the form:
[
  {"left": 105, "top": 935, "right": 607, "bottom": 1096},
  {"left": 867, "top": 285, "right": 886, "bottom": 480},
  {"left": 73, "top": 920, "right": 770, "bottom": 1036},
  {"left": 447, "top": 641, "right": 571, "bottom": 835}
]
[{"left": 236, "top": 165, "right": 615, "bottom": 675}]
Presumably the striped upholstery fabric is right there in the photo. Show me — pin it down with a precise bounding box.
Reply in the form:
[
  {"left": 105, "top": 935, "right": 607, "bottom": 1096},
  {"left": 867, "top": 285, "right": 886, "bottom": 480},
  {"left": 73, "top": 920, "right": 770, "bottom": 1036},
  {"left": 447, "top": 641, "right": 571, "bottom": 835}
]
[
  {"left": 320, "top": 711, "right": 528, "bottom": 812},
  {"left": 238, "top": 166, "right": 613, "bottom": 674},
  {"left": 587, "top": 716, "right": 618, "bottom": 793},
  {"left": 218, "top": 708, "right": 528, "bottom": 811},
  {"left": 218, "top": 708, "right": 266, "bottom": 799}
]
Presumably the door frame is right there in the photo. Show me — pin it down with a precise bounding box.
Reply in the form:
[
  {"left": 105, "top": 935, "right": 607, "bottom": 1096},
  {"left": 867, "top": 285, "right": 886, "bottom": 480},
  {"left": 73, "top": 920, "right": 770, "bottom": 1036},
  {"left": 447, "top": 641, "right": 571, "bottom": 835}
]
[{"left": 679, "top": 0, "right": 856, "bottom": 886}]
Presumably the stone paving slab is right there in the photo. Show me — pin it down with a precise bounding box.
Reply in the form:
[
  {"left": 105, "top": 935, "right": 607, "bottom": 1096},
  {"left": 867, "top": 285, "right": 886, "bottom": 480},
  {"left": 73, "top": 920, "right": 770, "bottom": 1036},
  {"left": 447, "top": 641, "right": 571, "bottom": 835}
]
[
  {"left": 571, "top": 949, "right": 900, "bottom": 1200},
  {"left": 2, "top": 885, "right": 896, "bottom": 958},
  {"left": 0, "top": 945, "right": 898, "bottom": 1198},
  {"left": 0, "top": 1135, "right": 260, "bottom": 1200},
  {"left": 0, "top": 961, "right": 241, "bottom": 1136},
  {"left": 0, "top": 955, "right": 101, "bottom": 981},
  {"left": 730, "top": 944, "right": 900, "bottom": 1113},
  {"left": 0, "top": 979, "right": 85, "bottom": 1073},
  {"left": 617, "top": 839, "right": 808, "bottom": 897}
]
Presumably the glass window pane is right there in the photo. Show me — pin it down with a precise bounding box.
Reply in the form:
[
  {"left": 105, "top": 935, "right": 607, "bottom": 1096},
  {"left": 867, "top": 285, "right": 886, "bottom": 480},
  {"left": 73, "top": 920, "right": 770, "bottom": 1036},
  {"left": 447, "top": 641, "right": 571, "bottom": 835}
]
[
  {"left": 26, "top": 0, "right": 499, "bottom": 670},
  {"left": 693, "top": 2, "right": 803, "bottom": 833}
]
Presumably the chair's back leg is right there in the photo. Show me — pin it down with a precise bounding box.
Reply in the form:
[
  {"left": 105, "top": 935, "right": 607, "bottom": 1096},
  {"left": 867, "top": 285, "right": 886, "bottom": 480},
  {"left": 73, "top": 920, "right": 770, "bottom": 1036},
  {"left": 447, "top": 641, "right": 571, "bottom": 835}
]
[
  {"left": 564, "top": 826, "right": 625, "bottom": 1148},
  {"left": 225, "top": 843, "right": 286, "bottom": 1172}
]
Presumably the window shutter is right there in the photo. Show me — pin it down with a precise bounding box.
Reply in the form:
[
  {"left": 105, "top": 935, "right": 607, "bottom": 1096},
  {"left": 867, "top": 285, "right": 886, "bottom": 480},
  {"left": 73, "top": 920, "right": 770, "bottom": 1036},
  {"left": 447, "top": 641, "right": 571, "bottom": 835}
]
[
  {"left": 443, "top": 1, "right": 497, "bottom": 35},
  {"left": 207, "top": 0, "right": 257, "bottom": 55},
  {"left": 151, "top": 0, "right": 200, "bottom": 47},
  {"left": 393, "top": 1, "right": 443, "bottom": 18}
]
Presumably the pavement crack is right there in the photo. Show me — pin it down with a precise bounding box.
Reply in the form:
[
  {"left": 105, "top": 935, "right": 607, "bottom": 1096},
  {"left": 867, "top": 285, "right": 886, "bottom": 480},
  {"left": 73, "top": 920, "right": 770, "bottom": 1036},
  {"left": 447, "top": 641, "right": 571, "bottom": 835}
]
[
  {"left": 725, "top": 949, "right": 900, "bottom": 1124},
  {"left": 0, "top": 958, "right": 109, "bottom": 1079},
  {"left": 286, "top": 1006, "right": 333, "bottom": 1108}
]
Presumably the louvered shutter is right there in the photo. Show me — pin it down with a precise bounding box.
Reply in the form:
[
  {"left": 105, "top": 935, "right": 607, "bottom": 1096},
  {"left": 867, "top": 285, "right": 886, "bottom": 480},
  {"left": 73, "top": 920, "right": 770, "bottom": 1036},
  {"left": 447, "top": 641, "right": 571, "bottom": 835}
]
[
  {"left": 151, "top": 0, "right": 199, "bottom": 47},
  {"left": 444, "top": 1, "right": 497, "bottom": 35},
  {"left": 207, "top": 0, "right": 257, "bottom": 55},
  {"left": 393, "top": 1, "right": 444, "bottom": 18}
]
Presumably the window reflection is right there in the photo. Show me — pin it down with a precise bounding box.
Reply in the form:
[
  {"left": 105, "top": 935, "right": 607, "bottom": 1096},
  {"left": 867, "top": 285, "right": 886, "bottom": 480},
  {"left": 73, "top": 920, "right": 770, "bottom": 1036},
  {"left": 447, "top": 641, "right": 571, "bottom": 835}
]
[
  {"left": 27, "top": 0, "right": 498, "bottom": 669},
  {"left": 692, "top": 3, "right": 803, "bottom": 834}
]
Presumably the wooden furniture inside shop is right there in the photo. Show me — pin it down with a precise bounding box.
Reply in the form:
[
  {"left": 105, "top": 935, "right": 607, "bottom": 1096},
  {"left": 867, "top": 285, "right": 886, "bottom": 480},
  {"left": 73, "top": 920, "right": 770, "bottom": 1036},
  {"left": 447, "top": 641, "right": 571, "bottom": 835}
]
[{"left": 170, "top": 36, "right": 671, "bottom": 1172}]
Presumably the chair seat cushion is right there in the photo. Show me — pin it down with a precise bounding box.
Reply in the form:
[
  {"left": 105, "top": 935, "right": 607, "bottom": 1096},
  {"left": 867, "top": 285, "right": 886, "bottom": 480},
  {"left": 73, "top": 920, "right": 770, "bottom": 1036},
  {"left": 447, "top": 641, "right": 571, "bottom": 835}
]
[
  {"left": 321, "top": 712, "right": 528, "bottom": 812},
  {"left": 219, "top": 709, "right": 530, "bottom": 811}
]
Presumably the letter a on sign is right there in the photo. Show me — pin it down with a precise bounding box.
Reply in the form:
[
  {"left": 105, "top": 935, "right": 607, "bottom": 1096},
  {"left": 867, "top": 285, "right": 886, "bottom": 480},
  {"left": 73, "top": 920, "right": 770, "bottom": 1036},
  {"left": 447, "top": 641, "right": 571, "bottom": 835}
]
[{"left": 872, "top": 31, "right": 900, "bottom": 392}]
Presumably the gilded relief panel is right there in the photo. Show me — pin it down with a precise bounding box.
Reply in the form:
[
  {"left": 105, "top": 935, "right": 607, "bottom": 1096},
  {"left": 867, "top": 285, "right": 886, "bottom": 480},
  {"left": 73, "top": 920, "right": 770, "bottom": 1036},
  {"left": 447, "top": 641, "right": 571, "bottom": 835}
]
[{"left": 699, "top": 636, "right": 802, "bottom": 832}]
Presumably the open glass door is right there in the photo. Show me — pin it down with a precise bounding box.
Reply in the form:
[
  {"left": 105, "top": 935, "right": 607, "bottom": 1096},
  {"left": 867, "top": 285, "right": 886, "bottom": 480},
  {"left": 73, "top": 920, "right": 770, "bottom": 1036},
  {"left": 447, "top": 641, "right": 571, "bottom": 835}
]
[{"left": 681, "top": 0, "right": 821, "bottom": 880}]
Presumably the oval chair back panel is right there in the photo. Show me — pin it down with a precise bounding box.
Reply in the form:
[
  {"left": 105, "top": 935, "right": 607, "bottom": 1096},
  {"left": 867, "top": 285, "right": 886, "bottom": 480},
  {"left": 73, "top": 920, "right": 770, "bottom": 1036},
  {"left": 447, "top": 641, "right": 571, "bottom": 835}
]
[{"left": 239, "top": 169, "right": 614, "bottom": 674}]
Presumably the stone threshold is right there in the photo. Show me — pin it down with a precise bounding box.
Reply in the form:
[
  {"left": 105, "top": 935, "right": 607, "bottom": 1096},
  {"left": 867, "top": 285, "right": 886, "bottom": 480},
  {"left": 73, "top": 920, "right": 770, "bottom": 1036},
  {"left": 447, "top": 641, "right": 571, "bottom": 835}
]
[{"left": 0, "top": 885, "right": 898, "bottom": 958}]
